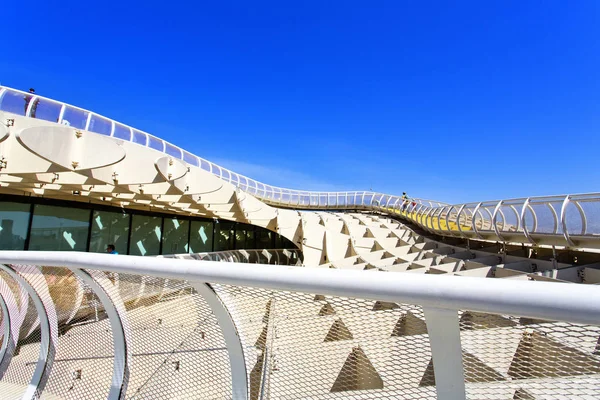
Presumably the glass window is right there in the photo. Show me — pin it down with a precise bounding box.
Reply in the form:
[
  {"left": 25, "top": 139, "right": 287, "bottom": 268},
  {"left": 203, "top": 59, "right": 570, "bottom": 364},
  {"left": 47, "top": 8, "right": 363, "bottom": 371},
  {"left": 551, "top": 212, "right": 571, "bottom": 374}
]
[
  {"left": 200, "top": 159, "right": 211, "bottom": 172},
  {"left": 183, "top": 151, "right": 199, "bottom": 166},
  {"left": 281, "top": 236, "right": 296, "bottom": 249},
  {"left": 0, "top": 90, "right": 29, "bottom": 115},
  {"left": 62, "top": 106, "right": 89, "bottom": 129},
  {"left": 235, "top": 223, "right": 256, "bottom": 249},
  {"left": 132, "top": 130, "right": 147, "bottom": 145},
  {"left": 165, "top": 143, "right": 182, "bottom": 159},
  {"left": 275, "top": 233, "right": 283, "bottom": 249},
  {"left": 215, "top": 221, "right": 234, "bottom": 251},
  {"left": 31, "top": 99, "right": 61, "bottom": 122},
  {"left": 89, "top": 210, "right": 130, "bottom": 254},
  {"left": 29, "top": 205, "right": 90, "bottom": 251},
  {"left": 256, "top": 228, "right": 273, "bottom": 249},
  {"left": 189, "top": 220, "right": 213, "bottom": 253},
  {"left": 221, "top": 169, "right": 230, "bottom": 181},
  {"left": 0, "top": 202, "right": 31, "bottom": 250},
  {"left": 162, "top": 217, "right": 189, "bottom": 255},
  {"left": 89, "top": 115, "right": 112, "bottom": 136},
  {"left": 129, "top": 215, "right": 162, "bottom": 256},
  {"left": 235, "top": 226, "right": 245, "bottom": 249},
  {"left": 148, "top": 136, "right": 164, "bottom": 152},
  {"left": 245, "top": 228, "right": 256, "bottom": 249},
  {"left": 113, "top": 123, "right": 131, "bottom": 140}
]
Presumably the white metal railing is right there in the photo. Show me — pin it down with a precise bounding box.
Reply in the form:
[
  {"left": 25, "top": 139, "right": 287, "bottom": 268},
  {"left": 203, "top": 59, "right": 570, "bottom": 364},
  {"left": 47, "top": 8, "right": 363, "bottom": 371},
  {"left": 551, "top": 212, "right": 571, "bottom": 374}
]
[
  {"left": 0, "top": 251, "right": 599, "bottom": 400},
  {"left": 1, "top": 86, "right": 599, "bottom": 249}
]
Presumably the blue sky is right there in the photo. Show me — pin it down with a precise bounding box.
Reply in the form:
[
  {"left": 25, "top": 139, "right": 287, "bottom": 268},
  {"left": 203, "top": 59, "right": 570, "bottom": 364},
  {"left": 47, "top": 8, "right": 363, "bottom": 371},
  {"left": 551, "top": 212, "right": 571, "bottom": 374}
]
[{"left": 1, "top": 1, "right": 598, "bottom": 204}]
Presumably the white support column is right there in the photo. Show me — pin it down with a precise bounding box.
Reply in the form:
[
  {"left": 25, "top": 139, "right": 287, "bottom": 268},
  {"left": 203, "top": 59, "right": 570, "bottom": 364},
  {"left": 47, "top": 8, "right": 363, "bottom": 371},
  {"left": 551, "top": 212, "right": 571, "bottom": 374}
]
[
  {"left": 0, "top": 264, "right": 58, "bottom": 400},
  {"left": 190, "top": 282, "right": 248, "bottom": 400},
  {"left": 72, "top": 269, "right": 132, "bottom": 400},
  {"left": 0, "top": 291, "right": 14, "bottom": 378},
  {"left": 423, "top": 307, "right": 465, "bottom": 400}
]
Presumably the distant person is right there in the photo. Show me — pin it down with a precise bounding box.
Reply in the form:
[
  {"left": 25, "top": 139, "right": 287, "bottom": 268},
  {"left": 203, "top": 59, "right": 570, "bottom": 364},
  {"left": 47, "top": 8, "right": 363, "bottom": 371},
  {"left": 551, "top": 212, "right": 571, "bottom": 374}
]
[
  {"left": 401, "top": 192, "right": 409, "bottom": 211},
  {"left": 23, "top": 88, "right": 39, "bottom": 118},
  {"left": 106, "top": 244, "right": 119, "bottom": 255}
]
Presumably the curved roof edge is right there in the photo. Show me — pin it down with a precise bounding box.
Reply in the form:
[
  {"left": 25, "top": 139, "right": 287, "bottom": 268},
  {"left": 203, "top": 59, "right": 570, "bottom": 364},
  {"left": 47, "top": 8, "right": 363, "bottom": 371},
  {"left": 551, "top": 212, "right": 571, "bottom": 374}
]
[{"left": 1, "top": 86, "right": 599, "bottom": 249}]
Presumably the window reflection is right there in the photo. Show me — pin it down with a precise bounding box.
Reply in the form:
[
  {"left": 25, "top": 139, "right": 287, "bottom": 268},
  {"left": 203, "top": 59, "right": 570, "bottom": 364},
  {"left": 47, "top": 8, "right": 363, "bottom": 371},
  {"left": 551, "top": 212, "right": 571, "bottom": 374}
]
[
  {"left": 31, "top": 99, "right": 61, "bottom": 122},
  {"left": 29, "top": 205, "right": 90, "bottom": 251},
  {"left": 0, "top": 91, "right": 29, "bottom": 115},
  {"left": 0, "top": 199, "right": 298, "bottom": 254},
  {"left": 190, "top": 220, "right": 213, "bottom": 253},
  {"left": 0, "top": 202, "right": 30, "bottom": 250},
  {"left": 89, "top": 210, "right": 130, "bottom": 254},
  {"left": 129, "top": 215, "right": 161, "bottom": 256},
  {"left": 113, "top": 124, "right": 131, "bottom": 140},
  {"left": 162, "top": 217, "right": 189, "bottom": 255},
  {"left": 89, "top": 115, "right": 112, "bottom": 136},
  {"left": 62, "top": 106, "right": 89, "bottom": 129},
  {"left": 215, "top": 221, "right": 234, "bottom": 251}
]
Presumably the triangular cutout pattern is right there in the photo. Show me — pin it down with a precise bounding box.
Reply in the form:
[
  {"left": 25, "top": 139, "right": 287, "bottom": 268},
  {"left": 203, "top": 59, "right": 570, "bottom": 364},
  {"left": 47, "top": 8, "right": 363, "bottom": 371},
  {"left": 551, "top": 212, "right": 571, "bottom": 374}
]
[
  {"left": 324, "top": 319, "right": 354, "bottom": 342},
  {"left": 319, "top": 303, "right": 336, "bottom": 316},
  {"left": 262, "top": 299, "right": 272, "bottom": 324},
  {"left": 419, "top": 352, "right": 505, "bottom": 386},
  {"left": 382, "top": 251, "right": 395, "bottom": 259},
  {"left": 371, "top": 241, "right": 384, "bottom": 252},
  {"left": 341, "top": 223, "right": 350, "bottom": 235},
  {"left": 391, "top": 311, "right": 427, "bottom": 336},
  {"left": 255, "top": 325, "right": 268, "bottom": 350},
  {"left": 508, "top": 331, "right": 600, "bottom": 379},
  {"left": 249, "top": 353, "right": 265, "bottom": 400},
  {"left": 330, "top": 346, "right": 384, "bottom": 392},
  {"left": 513, "top": 388, "right": 536, "bottom": 400},
  {"left": 363, "top": 229, "right": 375, "bottom": 238},
  {"left": 460, "top": 311, "right": 517, "bottom": 330},
  {"left": 345, "top": 239, "right": 357, "bottom": 258},
  {"left": 372, "top": 301, "right": 399, "bottom": 311},
  {"left": 363, "top": 264, "right": 377, "bottom": 270}
]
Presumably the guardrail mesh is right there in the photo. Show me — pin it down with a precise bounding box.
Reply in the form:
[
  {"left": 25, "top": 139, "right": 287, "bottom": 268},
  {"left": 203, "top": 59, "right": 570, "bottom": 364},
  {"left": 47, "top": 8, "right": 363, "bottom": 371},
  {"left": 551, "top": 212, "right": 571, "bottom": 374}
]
[
  {"left": 459, "top": 311, "right": 600, "bottom": 399},
  {"left": 0, "top": 265, "right": 599, "bottom": 399}
]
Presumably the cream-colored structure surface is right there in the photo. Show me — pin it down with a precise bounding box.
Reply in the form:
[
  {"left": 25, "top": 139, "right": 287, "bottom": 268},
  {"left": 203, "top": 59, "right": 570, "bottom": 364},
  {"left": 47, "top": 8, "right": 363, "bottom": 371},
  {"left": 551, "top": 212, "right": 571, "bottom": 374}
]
[{"left": 0, "top": 87, "right": 599, "bottom": 400}]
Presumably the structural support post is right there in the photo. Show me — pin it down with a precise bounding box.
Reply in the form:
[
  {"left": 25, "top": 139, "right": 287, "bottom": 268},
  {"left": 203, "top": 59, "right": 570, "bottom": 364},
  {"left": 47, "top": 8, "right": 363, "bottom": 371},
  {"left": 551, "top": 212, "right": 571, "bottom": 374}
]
[
  {"left": 423, "top": 307, "right": 465, "bottom": 400},
  {"left": 190, "top": 282, "right": 249, "bottom": 400},
  {"left": 0, "top": 264, "right": 58, "bottom": 400},
  {"left": 72, "top": 269, "right": 131, "bottom": 400}
]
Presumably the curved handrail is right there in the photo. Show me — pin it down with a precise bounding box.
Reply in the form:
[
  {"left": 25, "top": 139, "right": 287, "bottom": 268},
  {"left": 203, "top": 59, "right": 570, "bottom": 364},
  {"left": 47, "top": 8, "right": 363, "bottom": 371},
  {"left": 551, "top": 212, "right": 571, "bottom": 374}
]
[{"left": 1, "top": 86, "right": 599, "bottom": 249}]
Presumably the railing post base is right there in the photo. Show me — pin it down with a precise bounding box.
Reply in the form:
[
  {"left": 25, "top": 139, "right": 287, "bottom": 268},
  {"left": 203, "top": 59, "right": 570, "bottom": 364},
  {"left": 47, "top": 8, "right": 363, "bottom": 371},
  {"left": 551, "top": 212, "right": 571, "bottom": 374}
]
[{"left": 423, "top": 307, "right": 465, "bottom": 400}]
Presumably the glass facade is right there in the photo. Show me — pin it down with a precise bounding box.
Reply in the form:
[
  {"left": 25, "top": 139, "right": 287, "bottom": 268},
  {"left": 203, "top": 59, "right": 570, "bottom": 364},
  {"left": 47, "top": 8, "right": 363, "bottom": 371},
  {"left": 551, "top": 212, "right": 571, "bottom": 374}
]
[
  {"left": 29, "top": 205, "right": 90, "bottom": 251},
  {"left": 162, "top": 217, "right": 190, "bottom": 254},
  {"left": 0, "top": 202, "right": 31, "bottom": 250},
  {"left": 129, "top": 215, "right": 162, "bottom": 256},
  {"left": 90, "top": 210, "right": 130, "bottom": 254},
  {"left": 0, "top": 197, "right": 296, "bottom": 255},
  {"left": 189, "top": 220, "right": 213, "bottom": 253}
]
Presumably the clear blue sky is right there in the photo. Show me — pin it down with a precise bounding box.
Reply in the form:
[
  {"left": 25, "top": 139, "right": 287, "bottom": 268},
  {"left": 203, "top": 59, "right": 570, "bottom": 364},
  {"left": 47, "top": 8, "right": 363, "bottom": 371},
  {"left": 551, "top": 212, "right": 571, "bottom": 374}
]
[{"left": 2, "top": 1, "right": 598, "bottom": 204}]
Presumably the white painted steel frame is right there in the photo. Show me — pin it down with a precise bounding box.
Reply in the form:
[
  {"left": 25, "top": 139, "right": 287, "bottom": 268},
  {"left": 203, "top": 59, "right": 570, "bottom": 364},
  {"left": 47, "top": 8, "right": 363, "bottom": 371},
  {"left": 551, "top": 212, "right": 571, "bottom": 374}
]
[
  {"left": 73, "top": 269, "right": 131, "bottom": 400},
  {"left": 191, "top": 282, "right": 249, "bottom": 400},
  {"left": 2, "top": 83, "right": 599, "bottom": 250},
  {"left": 0, "top": 264, "right": 58, "bottom": 400},
  {"left": 0, "top": 252, "right": 599, "bottom": 399}
]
